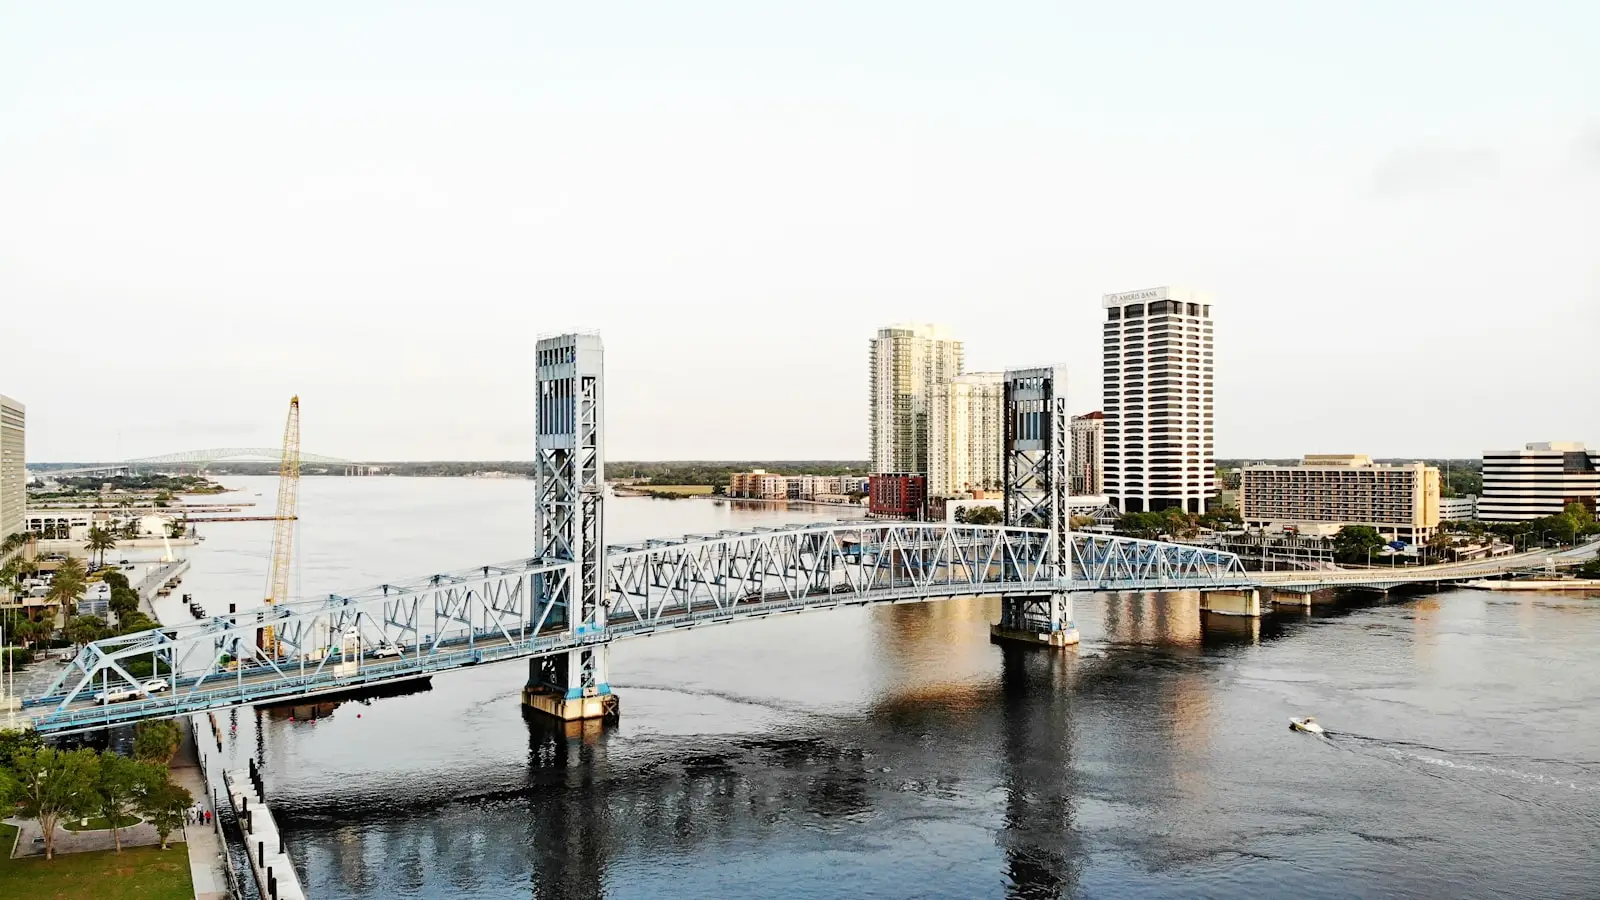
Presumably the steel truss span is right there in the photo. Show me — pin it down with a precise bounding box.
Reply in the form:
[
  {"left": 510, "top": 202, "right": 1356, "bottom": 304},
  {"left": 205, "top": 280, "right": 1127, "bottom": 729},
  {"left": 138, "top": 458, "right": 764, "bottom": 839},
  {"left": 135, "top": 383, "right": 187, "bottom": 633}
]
[{"left": 24, "top": 523, "right": 1246, "bottom": 735}]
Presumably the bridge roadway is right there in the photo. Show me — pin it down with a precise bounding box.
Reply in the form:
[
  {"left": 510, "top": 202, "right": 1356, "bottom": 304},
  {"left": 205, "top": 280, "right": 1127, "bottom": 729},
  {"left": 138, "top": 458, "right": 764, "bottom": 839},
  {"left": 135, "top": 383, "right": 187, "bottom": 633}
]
[
  {"left": 19, "top": 527, "right": 1595, "bottom": 736},
  {"left": 1255, "top": 540, "right": 1599, "bottom": 593}
]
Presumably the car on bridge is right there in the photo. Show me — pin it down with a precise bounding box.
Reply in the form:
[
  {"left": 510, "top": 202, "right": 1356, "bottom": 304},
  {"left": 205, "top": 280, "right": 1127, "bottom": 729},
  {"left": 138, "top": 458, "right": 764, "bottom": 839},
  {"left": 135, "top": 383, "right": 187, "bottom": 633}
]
[{"left": 370, "top": 642, "right": 404, "bottom": 659}]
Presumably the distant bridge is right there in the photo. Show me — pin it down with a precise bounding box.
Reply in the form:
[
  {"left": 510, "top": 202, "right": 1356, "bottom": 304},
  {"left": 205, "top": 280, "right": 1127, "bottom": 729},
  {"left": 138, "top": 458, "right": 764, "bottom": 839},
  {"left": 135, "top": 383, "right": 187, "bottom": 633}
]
[{"left": 34, "top": 448, "right": 356, "bottom": 477}]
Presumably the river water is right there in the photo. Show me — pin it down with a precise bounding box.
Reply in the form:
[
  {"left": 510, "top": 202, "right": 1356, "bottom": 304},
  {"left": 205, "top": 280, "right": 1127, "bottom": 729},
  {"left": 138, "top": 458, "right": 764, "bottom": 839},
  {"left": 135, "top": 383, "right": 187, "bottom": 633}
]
[{"left": 166, "top": 476, "right": 1600, "bottom": 900}]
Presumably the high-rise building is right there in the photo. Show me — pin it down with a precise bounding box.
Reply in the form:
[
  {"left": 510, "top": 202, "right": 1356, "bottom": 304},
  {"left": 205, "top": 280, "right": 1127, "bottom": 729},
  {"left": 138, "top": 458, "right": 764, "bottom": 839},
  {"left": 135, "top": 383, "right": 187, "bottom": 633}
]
[
  {"left": 869, "top": 324, "right": 962, "bottom": 475},
  {"left": 1101, "top": 287, "right": 1214, "bottom": 513},
  {"left": 1479, "top": 442, "right": 1600, "bottom": 521},
  {"left": 0, "top": 394, "right": 23, "bottom": 551},
  {"left": 1070, "top": 412, "right": 1105, "bottom": 495},
  {"left": 1240, "top": 454, "right": 1440, "bottom": 543},
  {"left": 928, "top": 372, "right": 1003, "bottom": 496}
]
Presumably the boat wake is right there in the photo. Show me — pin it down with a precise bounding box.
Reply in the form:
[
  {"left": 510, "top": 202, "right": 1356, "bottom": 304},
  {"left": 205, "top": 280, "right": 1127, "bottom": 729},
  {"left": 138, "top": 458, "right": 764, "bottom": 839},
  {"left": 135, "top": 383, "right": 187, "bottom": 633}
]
[{"left": 1322, "top": 731, "right": 1600, "bottom": 815}]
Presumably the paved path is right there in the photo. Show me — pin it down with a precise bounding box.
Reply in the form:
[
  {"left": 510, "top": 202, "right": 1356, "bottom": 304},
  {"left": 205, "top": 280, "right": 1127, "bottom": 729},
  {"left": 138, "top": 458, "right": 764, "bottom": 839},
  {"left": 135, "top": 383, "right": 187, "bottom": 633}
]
[
  {"left": 173, "top": 715, "right": 232, "bottom": 900},
  {"left": 6, "top": 814, "right": 172, "bottom": 858}
]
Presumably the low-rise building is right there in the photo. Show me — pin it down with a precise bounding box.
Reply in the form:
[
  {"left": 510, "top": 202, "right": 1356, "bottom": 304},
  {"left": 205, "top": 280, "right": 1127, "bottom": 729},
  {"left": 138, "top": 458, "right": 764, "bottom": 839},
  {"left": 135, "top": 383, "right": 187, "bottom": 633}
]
[
  {"left": 1240, "top": 454, "right": 1440, "bottom": 544},
  {"left": 1479, "top": 442, "right": 1599, "bottom": 521},
  {"left": 1438, "top": 494, "right": 1477, "bottom": 522}
]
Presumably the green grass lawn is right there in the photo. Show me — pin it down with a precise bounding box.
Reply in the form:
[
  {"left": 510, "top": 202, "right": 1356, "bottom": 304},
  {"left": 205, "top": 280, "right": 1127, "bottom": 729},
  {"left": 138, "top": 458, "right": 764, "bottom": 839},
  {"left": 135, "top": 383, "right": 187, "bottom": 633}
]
[
  {"left": 62, "top": 814, "right": 142, "bottom": 832},
  {"left": 0, "top": 822, "right": 193, "bottom": 900}
]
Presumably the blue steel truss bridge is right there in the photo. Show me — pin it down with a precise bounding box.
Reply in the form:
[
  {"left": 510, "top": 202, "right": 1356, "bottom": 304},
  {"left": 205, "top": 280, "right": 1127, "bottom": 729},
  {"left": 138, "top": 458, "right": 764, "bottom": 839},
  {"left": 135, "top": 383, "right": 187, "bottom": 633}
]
[
  {"left": 24, "top": 524, "right": 1251, "bottom": 734},
  {"left": 27, "top": 332, "right": 1536, "bottom": 738}
]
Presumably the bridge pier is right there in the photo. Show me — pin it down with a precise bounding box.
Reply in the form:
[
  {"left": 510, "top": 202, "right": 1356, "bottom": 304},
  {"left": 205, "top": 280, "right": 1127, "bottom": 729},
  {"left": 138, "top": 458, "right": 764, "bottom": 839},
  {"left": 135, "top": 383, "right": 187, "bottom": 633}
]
[
  {"left": 991, "top": 592, "right": 1080, "bottom": 647},
  {"left": 1268, "top": 588, "right": 1310, "bottom": 609},
  {"left": 522, "top": 646, "right": 620, "bottom": 723},
  {"left": 1198, "top": 588, "right": 1264, "bottom": 617}
]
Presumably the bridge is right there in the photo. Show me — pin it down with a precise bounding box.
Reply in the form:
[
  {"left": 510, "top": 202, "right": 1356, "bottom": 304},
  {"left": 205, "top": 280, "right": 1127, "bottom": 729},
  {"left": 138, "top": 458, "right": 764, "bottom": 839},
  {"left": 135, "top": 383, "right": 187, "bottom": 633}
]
[
  {"left": 31, "top": 447, "right": 356, "bottom": 478},
  {"left": 18, "top": 333, "right": 1590, "bottom": 736}
]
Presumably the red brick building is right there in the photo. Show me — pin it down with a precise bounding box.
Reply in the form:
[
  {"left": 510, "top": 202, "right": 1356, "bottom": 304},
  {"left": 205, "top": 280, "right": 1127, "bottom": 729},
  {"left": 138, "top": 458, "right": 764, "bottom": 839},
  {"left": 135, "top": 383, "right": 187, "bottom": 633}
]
[{"left": 868, "top": 473, "right": 927, "bottom": 519}]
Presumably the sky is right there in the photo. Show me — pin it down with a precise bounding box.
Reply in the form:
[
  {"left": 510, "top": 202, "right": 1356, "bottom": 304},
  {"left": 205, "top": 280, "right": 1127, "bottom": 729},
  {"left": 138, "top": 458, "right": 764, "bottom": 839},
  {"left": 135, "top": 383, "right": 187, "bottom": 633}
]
[{"left": 2, "top": 1, "right": 1596, "bottom": 462}]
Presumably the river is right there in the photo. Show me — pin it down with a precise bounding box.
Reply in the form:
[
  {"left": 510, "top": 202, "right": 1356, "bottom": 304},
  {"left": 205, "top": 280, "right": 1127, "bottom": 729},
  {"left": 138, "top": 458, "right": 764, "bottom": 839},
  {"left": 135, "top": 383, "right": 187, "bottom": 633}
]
[{"left": 162, "top": 476, "right": 1600, "bottom": 899}]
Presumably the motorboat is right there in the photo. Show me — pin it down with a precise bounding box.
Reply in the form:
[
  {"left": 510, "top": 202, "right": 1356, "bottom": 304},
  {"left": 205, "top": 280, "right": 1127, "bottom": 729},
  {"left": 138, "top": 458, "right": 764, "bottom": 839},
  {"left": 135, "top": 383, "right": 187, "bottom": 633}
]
[{"left": 1289, "top": 716, "right": 1326, "bottom": 735}]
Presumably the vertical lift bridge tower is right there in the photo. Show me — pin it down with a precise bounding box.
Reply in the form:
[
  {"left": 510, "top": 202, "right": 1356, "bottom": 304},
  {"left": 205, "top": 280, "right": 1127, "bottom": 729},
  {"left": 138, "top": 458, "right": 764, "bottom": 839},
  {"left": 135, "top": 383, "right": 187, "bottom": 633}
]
[
  {"left": 995, "top": 366, "right": 1080, "bottom": 646},
  {"left": 523, "top": 333, "right": 619, "bottom": 722}
]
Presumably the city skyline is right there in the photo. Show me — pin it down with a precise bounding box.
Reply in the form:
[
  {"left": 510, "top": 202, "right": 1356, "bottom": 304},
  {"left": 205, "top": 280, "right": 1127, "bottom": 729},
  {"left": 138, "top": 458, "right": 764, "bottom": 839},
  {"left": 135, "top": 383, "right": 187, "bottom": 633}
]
[{"left": 3, "top": 3, "right": 1597, "bottom": 462}]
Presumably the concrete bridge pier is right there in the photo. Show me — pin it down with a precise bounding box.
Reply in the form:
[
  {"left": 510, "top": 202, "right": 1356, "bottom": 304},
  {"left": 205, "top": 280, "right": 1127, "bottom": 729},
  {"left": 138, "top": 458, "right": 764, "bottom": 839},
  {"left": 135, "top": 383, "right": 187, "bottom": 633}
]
[
  {"left": 1198, "top": 588, "right": 1264, "bottom": 617},
  {"left": 1269, "top": 589, "right": 1310, "bottom": 609},
  {"left": 522, "top": 645, "right": 620, "bottom": 723},
  {"left": 991, "top": 592, "right": 1081, "bottom": 647}
]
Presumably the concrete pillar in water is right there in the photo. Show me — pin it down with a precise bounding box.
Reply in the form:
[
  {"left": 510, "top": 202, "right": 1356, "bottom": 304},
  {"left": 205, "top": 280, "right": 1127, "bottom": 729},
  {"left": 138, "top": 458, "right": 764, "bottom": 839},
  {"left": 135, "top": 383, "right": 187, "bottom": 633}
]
[
  {"left": 1199, "top": 587, "right": 1263, "bottom": 617},
  {"left": 522, "top": 646, "right": 619, "bottom": 722},
  {"left": 1269, "top": 588, "right": 1310, "bottom": 609},
  {"left": 991, "top": 592, "right": 1081, "bottom": 647}
]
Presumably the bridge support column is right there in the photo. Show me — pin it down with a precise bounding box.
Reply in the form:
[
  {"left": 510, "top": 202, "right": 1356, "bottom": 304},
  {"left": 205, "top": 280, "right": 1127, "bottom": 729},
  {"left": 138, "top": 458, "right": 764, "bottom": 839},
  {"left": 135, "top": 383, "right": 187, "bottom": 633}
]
[
  {"left": 1268, "top": 588, "right": 1310, "bottom": 609},
  {"left": 522, "top": 646, "right": 619, "bottom": 723},
  {"left": 991, "top": 592, "right": 1080, "bottom": 647},
  {"left": 1199, "top": 588, "right": 1263, "bottom": 617}
]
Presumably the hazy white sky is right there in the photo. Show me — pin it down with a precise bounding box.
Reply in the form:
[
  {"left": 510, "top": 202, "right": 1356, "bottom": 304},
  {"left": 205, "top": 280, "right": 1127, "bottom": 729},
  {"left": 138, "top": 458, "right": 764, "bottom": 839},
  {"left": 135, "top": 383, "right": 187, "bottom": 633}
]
[{"left": 2, "top": 2, "right": 1596, "bottom": 462}]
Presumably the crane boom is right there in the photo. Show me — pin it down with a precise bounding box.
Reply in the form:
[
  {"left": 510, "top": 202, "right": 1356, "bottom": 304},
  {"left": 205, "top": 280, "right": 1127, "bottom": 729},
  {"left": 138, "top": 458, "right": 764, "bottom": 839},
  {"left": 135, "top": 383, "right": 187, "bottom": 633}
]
[{"left": 261, "top": 396, "right": 301, "bottom": 653}]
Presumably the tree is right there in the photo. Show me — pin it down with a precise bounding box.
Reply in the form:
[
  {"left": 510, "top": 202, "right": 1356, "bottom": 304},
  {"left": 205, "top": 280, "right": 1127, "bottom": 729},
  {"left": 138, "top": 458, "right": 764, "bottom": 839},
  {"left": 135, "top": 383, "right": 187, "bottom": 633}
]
[
  {"left": 1427, "top": 530, "right": 1456, "bottom": 562},
  {"left": 65, "top": 615, "right": 110, "bottom": 649},
  {"left": 46, "top": 557, "right": 87, "bottom": 610},
  {"left": 964, "top": 505, "right": 1004, "bottom": 525},
  {"left": 0, "top": 727, "right": 43, "bottom": 769},
  {"left": 110, "top": 586, "right": 141, "bottom": 619},
  {"left": 11, "top": 745, "right": 99, "bottom": 860},
  {"left": 138, "top": 777, "right": 192, "bottom": 849},
  {"left": 116, "top": 611, "right": 157, "bottom": 635},
  {"left": 133, "top": 719, "right": 182, "bottom": 765},
  {"left": 1069, "top": 514, "right": 1099, "bottom": 530},
  {"left": 1334, "top": 525, "right": 1386, "bottom": 565},
  {"left": 91, "top": 753, "right": 147, "bottom": 852},
  {"left": 102, "top": 570, "right": 130, "bottom": 591},
  {"left": 84, "top": 527, "right": 118, "bottom": 569}
]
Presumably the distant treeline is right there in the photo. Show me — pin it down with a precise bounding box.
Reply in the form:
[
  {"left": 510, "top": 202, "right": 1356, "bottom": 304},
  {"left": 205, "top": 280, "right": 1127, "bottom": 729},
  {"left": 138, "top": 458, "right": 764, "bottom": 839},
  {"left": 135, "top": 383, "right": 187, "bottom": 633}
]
[
  {"left": 185, "top": 460, "right": 869, "bottom": 487},
  {"left": 614, "top": 461, "right": 869, "bottom": 488}
]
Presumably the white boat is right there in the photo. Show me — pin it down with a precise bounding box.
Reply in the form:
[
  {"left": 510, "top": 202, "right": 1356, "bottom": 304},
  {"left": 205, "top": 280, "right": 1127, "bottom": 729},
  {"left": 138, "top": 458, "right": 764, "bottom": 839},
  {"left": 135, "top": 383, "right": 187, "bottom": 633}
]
[{"left": 1289, "top": 716, "right": 1325, "bottom": 735}]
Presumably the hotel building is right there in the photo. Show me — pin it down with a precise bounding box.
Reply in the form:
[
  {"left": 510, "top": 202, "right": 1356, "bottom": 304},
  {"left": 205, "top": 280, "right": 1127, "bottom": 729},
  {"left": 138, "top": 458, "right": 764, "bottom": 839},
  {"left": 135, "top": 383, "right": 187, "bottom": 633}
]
[{"left": 1240, "top": 454, "right": 1440, "bottom": 544}]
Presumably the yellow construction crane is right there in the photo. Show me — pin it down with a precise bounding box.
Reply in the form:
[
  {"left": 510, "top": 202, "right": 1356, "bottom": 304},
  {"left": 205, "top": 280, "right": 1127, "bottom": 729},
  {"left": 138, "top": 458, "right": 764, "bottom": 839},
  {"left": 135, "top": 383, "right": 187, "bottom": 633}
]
[{"left": 260, "top": 396, "right": 301, "bottom": 654}]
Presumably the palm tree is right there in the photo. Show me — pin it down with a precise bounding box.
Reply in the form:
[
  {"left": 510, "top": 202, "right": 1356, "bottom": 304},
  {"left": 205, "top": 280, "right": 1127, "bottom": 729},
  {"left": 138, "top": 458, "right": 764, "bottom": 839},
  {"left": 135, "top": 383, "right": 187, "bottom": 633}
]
[
  {"left": 85, "top": 527, "right": 117, "bottom": 569},
  {"left": 46, "top": 557, "right": 87, "bottom": 611}
]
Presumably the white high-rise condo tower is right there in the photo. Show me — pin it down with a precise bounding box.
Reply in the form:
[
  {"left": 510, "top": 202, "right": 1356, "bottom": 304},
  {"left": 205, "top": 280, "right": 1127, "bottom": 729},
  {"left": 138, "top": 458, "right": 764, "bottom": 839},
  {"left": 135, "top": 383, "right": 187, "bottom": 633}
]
[
  {"left": 928, "top": 372, "right": 1004, "bottom": 496},
  {"left": 869, "top": 323, "right": 963, "bottom": 476},
  {"left": 1101, "top": 287, "right": 1214, "bottom": 514},
  {"left": 0, "top": 394, "right": 23, "bottom": 551}
]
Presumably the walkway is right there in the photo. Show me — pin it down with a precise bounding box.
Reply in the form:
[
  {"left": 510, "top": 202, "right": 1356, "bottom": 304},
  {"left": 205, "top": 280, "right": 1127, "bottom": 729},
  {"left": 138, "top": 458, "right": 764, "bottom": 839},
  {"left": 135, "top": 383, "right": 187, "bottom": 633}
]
[{"left": 172, "top": 716, "right": 231, "bottom": 900}]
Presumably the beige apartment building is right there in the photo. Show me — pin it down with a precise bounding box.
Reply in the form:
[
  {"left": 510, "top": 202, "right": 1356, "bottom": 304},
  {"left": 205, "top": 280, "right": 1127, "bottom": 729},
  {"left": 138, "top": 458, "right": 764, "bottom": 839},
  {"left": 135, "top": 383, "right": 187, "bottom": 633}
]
[
  {"left": 1240, "top": 454, "right": 1440, "bottom": 544},
  {"left": 928, "top": 372, "right": 1003, "bottom": 497}
]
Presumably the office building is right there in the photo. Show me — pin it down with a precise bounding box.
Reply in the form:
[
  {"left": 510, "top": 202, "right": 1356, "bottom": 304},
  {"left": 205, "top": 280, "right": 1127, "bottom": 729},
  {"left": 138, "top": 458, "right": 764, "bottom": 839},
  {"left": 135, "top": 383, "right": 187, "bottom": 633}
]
[
  {"left": 1070, "top": 412, "right": 1105, "bottom": 495},
  {"left": 869, "top": 324, "right": 963, "bottom": 476},
  {"left": 1101, "top": 287, "right": 1214, "bottom": 513},
  {"left": 928, "top": 372, "right": 1003, "bottom": 497},
  {"left": 1240, "top": 454, "right": 1440, "bottom": 543},
  {"left": 0, "top": 394, "right": 23, "bottom": 551},
  {"left": 1479, "top": 442, "right": 1600, "bottom": 521}
]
